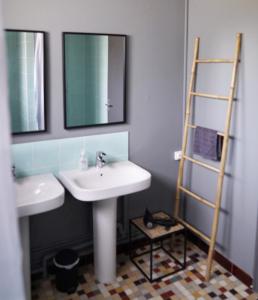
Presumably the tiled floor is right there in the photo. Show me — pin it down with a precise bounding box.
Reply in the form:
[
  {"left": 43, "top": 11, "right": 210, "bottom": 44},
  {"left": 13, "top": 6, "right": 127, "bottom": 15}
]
[{"left": 32, "top": 238, "right": 258, "bottom": 300}]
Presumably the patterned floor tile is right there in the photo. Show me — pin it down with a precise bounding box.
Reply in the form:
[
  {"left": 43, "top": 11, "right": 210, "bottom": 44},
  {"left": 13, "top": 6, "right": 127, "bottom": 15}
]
[{"left": 32, "top": 239, "right": 258, "bottom": 300}]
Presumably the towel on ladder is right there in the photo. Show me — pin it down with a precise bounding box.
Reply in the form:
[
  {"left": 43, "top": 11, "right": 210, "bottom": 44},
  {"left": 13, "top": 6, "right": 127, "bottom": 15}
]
[{"left": 193, "top": 126, "right": 221, "bottom": 161}]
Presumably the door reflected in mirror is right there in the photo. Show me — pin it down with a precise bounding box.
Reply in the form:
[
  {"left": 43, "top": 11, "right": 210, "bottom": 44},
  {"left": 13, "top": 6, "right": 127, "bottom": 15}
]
[
  {"left": 5, "top": 30, "right": 46, "bottom": 134},
  {"left": 63, "top": 32, "right": 126, "bottom": 128}
]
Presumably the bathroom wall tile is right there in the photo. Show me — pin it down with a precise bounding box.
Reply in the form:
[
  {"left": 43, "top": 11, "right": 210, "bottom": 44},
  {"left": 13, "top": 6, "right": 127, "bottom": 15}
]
[
  {"left": 28, "top": 166, "right": 60, "bottom": 177},
  {"left": 99, "top": 131, "right": 128, "bottom": 157},
  {"left": 32, "top": 139, "right": 60, "bottom": 170},
  {"left": 59, "top": 137, "right": 84, "bottom": 171},
  {"left": 84, "top": 131, "right": 128, "bottom": 165},
  {"left": 12, "top": 142, "right": 33, "bottom": 177},
  {"left": 12, "top": 131, "right": 128, "bottom": 177},
  {"left": 106, "top": 131, "right": 128, "bottom": 160},
  {"left": 83, "top": 134, "right": 104, "bottom": 165},
  {"left": 108, "top": 154, "right": 128, "bottom": 164}
]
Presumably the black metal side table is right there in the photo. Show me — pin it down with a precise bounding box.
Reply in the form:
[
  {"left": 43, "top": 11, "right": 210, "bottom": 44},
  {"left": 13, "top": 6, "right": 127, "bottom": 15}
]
[{"left": 129, "top": 211, "right": 187, "bottom": 282}]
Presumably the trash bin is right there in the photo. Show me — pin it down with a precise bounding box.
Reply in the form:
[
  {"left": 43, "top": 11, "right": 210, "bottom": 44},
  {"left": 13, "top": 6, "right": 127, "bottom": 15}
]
[{"left": 53, "top": 249, "right": 80, "bottom": 293}]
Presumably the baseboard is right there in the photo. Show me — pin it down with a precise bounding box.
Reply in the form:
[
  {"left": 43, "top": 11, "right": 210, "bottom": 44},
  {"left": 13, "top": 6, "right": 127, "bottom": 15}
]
[{"left": 187, "top": 231, "right": 253, "bottom": 287}]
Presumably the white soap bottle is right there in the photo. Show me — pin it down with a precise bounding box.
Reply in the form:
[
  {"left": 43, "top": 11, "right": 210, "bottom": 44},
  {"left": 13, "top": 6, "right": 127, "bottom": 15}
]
[{"left": 79, "top": 149, "right": 88, "bottom": 171}]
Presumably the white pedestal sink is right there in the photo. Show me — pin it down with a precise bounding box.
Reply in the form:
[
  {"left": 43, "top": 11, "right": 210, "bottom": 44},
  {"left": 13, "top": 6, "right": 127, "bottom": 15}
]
[
  {"left": 59, "top": 160, "right": 151, "bottom": 283},
  {"left": 16, "top": 173, "right": 64, "bottom": 300}
]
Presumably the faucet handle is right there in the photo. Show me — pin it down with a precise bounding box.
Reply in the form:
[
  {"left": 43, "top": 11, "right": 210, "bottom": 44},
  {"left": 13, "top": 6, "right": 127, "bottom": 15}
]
[
  {"left": 96, "top": 151, "right": 107, "bottom": 169},
  {"left": 97, "top": 151, "right": 106, "bottom": 158}
]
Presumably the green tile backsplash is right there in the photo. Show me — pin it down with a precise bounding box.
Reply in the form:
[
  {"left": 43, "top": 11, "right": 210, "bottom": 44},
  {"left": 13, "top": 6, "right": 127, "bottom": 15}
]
[{"left": 12, "top": 132, "right": 128, "bottom": 178}]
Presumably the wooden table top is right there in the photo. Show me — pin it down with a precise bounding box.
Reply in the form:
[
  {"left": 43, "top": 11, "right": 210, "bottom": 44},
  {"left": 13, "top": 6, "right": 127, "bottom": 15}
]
[{"left": 131, "top": 211, "right": 184, "bottom": 240}]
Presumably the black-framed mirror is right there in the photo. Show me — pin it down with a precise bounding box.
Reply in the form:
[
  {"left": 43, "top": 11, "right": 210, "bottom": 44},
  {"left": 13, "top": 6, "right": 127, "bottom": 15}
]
[
  {"left": 63, "top": 32, "right": 126, "bottom": 129},
  {"left": 5, "top": 29, "right": 46, "bottom": 135}
]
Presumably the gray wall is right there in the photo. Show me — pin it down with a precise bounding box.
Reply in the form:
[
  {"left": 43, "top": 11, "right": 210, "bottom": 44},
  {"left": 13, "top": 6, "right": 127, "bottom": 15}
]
[
  {"left": 186, "top": 0, "right": 258, "bottom": 277},
  {"left": 3, "top": 0, "right": 185, "bottom": 271}
]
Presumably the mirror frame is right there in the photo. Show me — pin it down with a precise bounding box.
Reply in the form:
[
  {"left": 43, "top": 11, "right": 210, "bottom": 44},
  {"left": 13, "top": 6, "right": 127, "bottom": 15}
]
[
  {"left": 5, "top": 29, "right": 47, "bottom": 135},
  {"left": 62, "top": 32, "right": 127, "bottom": 129}
]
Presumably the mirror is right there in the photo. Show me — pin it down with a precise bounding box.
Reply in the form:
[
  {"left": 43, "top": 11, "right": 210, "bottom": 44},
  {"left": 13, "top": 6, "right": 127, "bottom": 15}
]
[
  {"left": 63, "top": 32, "right": 126, "bottom": 128},
  {"left": 5, "top": 30, "right": 46, "bottom": 134}
]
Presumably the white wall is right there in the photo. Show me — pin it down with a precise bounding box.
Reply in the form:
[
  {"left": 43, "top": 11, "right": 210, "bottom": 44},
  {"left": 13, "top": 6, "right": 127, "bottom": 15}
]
[{"left": 186, "top": 0, "right": 258, "bottom": 277}]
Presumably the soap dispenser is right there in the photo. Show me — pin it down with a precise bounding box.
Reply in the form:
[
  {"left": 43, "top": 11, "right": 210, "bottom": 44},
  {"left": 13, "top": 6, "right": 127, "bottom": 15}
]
[{"left": 79, "top": 149, "right": 88, "bottom": 171}]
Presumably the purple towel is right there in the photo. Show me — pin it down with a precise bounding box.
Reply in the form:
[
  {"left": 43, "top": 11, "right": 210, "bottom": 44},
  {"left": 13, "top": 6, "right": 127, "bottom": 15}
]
[{"left": 193, "top": 126, "right": 218, "bottom": 161}]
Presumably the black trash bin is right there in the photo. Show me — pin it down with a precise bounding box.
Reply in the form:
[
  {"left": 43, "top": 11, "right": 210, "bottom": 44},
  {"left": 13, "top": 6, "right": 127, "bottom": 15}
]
[{"left": 53, "top": 249, "right": 80, "bottom": 293}]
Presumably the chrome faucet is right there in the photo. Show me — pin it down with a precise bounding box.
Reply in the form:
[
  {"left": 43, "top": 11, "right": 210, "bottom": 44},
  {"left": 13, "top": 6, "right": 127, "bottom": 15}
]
[{"left": 96, "top": 151, "right": 106, "bottom": 169}]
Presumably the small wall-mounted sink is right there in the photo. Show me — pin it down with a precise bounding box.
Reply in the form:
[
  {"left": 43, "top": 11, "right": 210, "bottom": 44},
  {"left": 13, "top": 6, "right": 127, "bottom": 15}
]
[
  {"left": 59, "top": 160, "right": 151, "bottom": 283},
  {"left": 59, "top": 160, "right": 151, "bottom": 201},
  {"left": 15, "top": 173, "right": 64, "bottom": 300},
  {"left": 16, "top": 173, "right": 65, "bottom": 217}
]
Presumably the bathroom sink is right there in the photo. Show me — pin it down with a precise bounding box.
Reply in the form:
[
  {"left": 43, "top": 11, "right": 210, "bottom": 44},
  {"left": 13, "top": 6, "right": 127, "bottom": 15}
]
[
  {"left": 15, "top": 173, "right": 65, "bottom": 217},
  {"left": 59, "top": 160, "right": 151, "bottom": 201},
  {"left": 59, "top": 160, "right": 151, "bottom": 283},
  {"left": 15, "top": 173, "right": 64, "bottom": 300}
]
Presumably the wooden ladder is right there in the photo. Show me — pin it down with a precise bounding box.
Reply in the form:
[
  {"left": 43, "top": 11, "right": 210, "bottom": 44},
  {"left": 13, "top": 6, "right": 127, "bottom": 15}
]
[{"left": 174, "top": 33, "right": 242, "bottom": 281}]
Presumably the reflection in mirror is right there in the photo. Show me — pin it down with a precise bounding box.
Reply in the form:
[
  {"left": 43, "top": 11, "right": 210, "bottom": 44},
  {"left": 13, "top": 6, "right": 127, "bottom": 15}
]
[
  {"left": 5, "top": 30, "right": 46, "bottom": 134},
  {"left": 63, "top": 32, "right": 126, "bottom": 128}
]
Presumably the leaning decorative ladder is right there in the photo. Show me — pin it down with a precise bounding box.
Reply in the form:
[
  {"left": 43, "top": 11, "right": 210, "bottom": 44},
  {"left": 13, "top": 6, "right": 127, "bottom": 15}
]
[{"left": 174, "top": 33, "right": 242, "bottom": 281}]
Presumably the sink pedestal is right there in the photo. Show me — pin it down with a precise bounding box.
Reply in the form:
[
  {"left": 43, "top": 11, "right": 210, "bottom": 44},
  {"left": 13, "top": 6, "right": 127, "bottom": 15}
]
[
  {"left": 19, "top": 217, "right": 31, "bottom": 300},
  {"left": 93, "top": 197, "right": 117, "bottom": 283}
]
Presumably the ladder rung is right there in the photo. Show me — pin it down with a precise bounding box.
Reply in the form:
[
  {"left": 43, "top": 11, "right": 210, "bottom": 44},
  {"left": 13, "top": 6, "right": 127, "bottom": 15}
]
[
  {"left": 196, "top": 59, "right": 234, "bottom": 63},
  {"left": 179, "top": 186, "right": 216, "bottom": 209},
  {"left": 191, "top": 92, "right": 229, "bottom": 101},
  {"left": 187, "top": 123, "right": 225, "bottom": 137},
  {"left": 183, "top": 155, "right": 220, "bottom": 173},
  {"left": 177, "top": 217, "right": 211, "bottom": 243}
]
